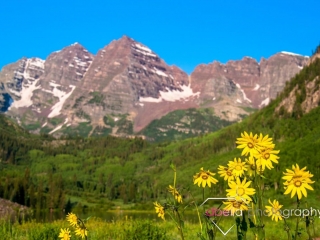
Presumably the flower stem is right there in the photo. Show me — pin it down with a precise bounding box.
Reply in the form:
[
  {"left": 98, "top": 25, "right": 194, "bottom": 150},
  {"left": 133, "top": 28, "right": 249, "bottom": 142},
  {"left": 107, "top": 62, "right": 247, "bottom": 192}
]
[
  {"left": 306, "top": 216, "right": 312, "bottom": 240},
  {"left": 283, "top": 218, "right": 292, "bottom": 240},
  {"left": 293, "top": 196, "right": 301, "bottom": 240},
  {"left": 188, "top": 192, "right": 203, "bottom": 233},
  {"left": 201, "top": 188, "right": 215, "bottom": 240},
  {"left": 254, "top": 167, "right": 265, "bottom": 239},
  {"left": 202, "top": 188, "right": 205, "bottom": 202},
  {"left": 176, "top": 209, "right": 185, "bottom": 240},
  {"left": 170, "top": 165, "right": 184, "bottom": 240},
  {"left": 173, "top": 165, "right": 177, "bottom": 205}
]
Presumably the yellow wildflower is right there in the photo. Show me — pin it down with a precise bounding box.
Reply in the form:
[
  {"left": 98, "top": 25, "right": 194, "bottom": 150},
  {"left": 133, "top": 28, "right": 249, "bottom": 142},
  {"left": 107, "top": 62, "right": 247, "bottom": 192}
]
[
  {"left": 236, "top": 132, "right": 274, "bottom": 157},
  {"left": 283, "top": 164, "right": 314, "bottom": 199},
  {"left": 193, "top": 167, "right": 218, "bottom": 188},
  {"left": 154, "top": 201, "right": 165, "bottom": 220},
  {"left": 168, "top": 185, "right": 183, "bottom": 203},
  {"left": 218, "top": 165, "right": 236, "bottom": 182},
  {"left": 226, "top": 177, "right": 255, "bottom": 202},
  {"left": 223, "top": 199, "right": 248, "bottom": 216},
  {"left": 282, "top": 164, "right": 313, "bottom": 182},
  {"left": 265, "top": 199, "right": 283, "bottom": 222},
  {"left": 58, "top": 228, "right": 71, "bottom": 240},
  {"left": 228, "top": 158, "right": 247, "bottom": 177},
  {"left": 255, "top": 147, "right": 279, "bottom": 170},
  {"left": 66, "top": 212, "right": 78, "bottom": 227},
  {"left": 75, "top": 226, "right": 88, "bottom": 239}
]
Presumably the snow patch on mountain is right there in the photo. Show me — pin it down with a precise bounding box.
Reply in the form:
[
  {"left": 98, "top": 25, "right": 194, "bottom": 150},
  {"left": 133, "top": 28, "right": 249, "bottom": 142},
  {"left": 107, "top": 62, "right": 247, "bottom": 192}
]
[
  {"left": 235, "top": 83, "right": 252, "bottom": 103},
  {"left": 240, "top": 89, "right": 252, "bottom": 103},
  {"left": 10, "top": 79, "right": 41, "bottom": 108},
  {"left": 139, "top": 96, "right": 162, "bottom": 103},
  {"left": 49, "top": 124, "right": 63, "bottom": 134},
  {"left": 253, "top": 84, "right": 260, "bottom": 90},
  {"left": 280, "top": 51, "right": 309, "bottom": 58},
  {"left": 50, "top": 119, "right": 69, "bottom": 134},
  {"left": 9, "top": 58, "right": 44, "bottom": 109},
  {"left": 153, "top": 68, "right": 168, "bottom": 77},
  {"left": 45, "top": 83, "right": 76, "bottom": 118},
  {"left": 131, "top": 43, "right": 157, "bottom": 57},
  {"left": 140, "top": 84, "right": 200, "bottom": 103},
  {"left": 134, "top": 43, "right": 152, "bottom": 53},
  {"left": 74, "top": 57, "right": 87, "bottom": 67},
  {"left": 259, "top": 97, "right": 270, "bottom": 108},
  {"left": 29, "top": 58, "right": 45, "bottom": 69}
]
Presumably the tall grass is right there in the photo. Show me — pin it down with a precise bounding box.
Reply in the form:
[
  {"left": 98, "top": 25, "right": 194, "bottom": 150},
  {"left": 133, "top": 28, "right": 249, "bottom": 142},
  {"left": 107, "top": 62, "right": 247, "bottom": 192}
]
[{"left": 0, "top": 216, "right": 318, "bottom": 240}]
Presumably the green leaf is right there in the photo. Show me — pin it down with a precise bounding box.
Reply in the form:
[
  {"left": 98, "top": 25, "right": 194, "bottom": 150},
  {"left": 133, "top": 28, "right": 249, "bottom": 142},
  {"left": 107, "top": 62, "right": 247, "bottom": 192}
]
[
  {"left": 260, "top": 174, "right": 267, "bottom": 179},
  {"left": 240, "top": 217, "right": 248, "bottom": 232},
  {"left": 306, "top": 216, "right": 310, "bottom": 227},
  {"left": 207, "top": 229, "right": 214, "bottom": 240},
  {"left": 248, "top": 218, "right": 256, "bottom": 228},
  {"left": 170, "top": 163, "right": 176, "bottom": 171},
  {"left": 251, "top": 194, "right": 258, "bottom": 204},
  {"left": 236, "top": 217, "right": 241, "bottom": 226},
  {"left": 237, "top": 232, "right": 244, "bottom": 240}
]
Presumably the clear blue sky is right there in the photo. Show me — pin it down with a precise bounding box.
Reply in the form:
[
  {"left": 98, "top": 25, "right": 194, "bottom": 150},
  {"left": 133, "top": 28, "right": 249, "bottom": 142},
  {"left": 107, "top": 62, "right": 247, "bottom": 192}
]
[{"left": 1, "top": 0, "right": 320, "bottom": 74}]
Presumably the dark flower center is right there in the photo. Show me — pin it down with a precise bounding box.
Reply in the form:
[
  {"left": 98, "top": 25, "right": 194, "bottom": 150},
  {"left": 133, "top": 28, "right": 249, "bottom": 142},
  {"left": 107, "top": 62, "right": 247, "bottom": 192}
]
[
  {"left": 233, "top": 202, "right": 241, "bottom": 208},
  {"left": 247, "top": 142, "right": 254, "bottom": 148},
  {"left": 202, "top": 174, "right": 209, "bottom": 180},
  {"left": 294, "top": 180, "right": 302, "bottom": 187}
]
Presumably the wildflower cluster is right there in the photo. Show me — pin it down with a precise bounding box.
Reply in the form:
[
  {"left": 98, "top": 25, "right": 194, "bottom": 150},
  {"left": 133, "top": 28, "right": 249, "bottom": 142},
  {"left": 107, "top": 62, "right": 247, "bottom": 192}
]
[
  {"left": 153, "top": 131, "right": 316, "bottom": 240},
  {"left": 59, "top": 212, "right": 88, "bottom": 240},
  {"left": 236, "top": 131, "right": 278, "bottom": 171},
  {"left": 218, "top": 131, "right": 315, "bottom": 239},
  {"left": 214, "top": 132, "right": 278, "bottom": 216},
  {"left": 283, "top": 164, "right": 314, "bottom": 199}
]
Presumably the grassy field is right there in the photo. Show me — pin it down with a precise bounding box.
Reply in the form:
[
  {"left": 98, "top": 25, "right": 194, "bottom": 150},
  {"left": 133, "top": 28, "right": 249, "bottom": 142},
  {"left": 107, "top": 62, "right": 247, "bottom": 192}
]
[{"left": 0, "top": 215, "right": 318, "bottom": 240}]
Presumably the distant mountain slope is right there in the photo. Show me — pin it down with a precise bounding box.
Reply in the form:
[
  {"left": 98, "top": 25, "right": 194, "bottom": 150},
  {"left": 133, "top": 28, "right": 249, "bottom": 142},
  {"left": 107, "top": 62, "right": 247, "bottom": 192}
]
[
  {"left": 0, "top": 36, "right": 308, "bottom": 140},
  {"left": 139, "top": 107, "right": 242, "bottom": 142}
]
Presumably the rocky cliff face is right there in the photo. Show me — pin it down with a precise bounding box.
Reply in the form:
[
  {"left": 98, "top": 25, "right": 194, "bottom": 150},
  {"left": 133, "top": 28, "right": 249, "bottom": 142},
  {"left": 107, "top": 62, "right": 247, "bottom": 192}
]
[
  {"left": 275, "top": 54, "right": 320, "bottom": 116},
  {"left": 0, "top": 36, "right": 309, "bottom": 138},
  {"left": 190, "top": 53, "right": 308, "bottom": 121}
]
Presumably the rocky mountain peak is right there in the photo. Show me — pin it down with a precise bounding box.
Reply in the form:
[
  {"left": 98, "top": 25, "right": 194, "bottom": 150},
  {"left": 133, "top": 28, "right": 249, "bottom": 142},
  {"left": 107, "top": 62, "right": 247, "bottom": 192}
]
[
  {"left": 44, "top": 42, "right": 93, "bottom": 86},
  {"left": 0, "top": 37, "right": 311, "bottom": 138}
]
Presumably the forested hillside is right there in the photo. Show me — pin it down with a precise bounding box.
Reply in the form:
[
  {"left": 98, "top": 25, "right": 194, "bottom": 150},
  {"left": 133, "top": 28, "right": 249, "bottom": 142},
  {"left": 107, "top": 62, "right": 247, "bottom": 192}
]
[{"left": 0, "top": 57, "right": 320, "bottom": 212}]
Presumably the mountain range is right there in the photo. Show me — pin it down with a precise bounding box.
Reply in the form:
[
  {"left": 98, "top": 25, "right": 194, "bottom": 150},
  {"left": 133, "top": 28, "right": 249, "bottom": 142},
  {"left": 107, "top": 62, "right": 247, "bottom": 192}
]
[
  {"left": 0, "top": 43, "right": 319, "bottom": 213},
  {"left": 0, "top": 36, "right": 309, "bottom": 141}
]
